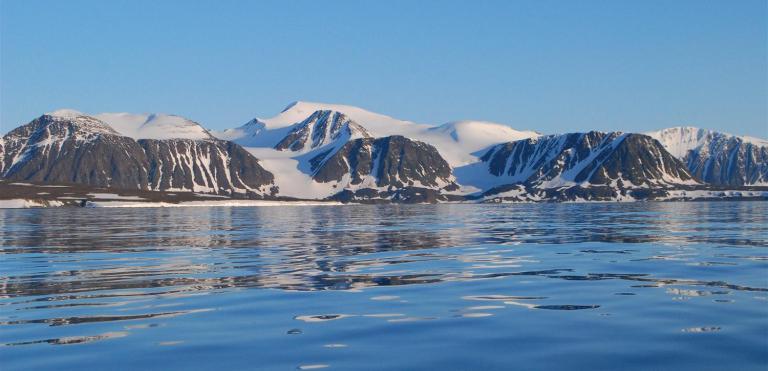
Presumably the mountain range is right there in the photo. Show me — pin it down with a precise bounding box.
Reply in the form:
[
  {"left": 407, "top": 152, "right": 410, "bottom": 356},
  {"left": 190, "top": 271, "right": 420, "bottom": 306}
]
[{"left": 1, "top": 102, "right": 766, "bottom": 204}]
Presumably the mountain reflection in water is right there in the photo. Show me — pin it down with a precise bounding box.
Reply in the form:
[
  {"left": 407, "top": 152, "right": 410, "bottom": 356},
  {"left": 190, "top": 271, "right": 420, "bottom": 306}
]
[{"left": 0, "top": 202, "right": 766, "bottom": 370}]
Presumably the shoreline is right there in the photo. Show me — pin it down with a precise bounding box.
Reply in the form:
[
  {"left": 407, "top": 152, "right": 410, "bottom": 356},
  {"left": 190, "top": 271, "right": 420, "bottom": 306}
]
[
  {"left": 1, "top": 180, "right": 766, "bottom": 209},
  {"left": 1, "top": 196, "right": 766, "bottom": 209}
]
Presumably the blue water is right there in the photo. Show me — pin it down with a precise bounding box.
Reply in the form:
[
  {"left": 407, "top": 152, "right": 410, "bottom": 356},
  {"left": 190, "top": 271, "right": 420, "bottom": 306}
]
[{"left": 1, "top": 202, "right": 767, "bottom": 370}]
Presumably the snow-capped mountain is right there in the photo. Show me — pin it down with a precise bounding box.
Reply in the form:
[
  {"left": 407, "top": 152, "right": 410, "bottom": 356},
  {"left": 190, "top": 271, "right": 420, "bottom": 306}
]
[
  {"left": 308, "top": 135, "right": 459, "bottom": 202},
  {"left": 1, "top": 103, "right": 765, "bottom": 204},
  {"left": 218, "top": 101, "right": 539, "bottom": 167},
  {"left": 2, "top": 111, "right": 156, "bottom": 189},
  {"left": 0, "top": 137, "right": 5, "bottom": 174},
  {"left": 94, "top": 112, "right": 216, "bottom": 140},
  {"left": 1, "top": 112, "right": 275, "bottom": 195},
  {"left": 215, "top": 118, "right": 267, "bottom": 146},
  {"left": 648, "top": 127, "right": 768, "bottom": 186},
  {"left": 215, "top": 101, "right": 427, "bottom": 146},
  {"left": 184, "top": 103, "right": 768, "bottom": 201},
  {"left": 135, "top": 139, "right": 275, "bottom": 194},
  {"left": 472, "top": 131, "right": 697, "bottom": 201},
  {"left": 210, "top": 101, "right": 541, "bottom": 200},
  {"left": 274, "top": 110, "right": 371, "bottom": 152},
  {"left": 257, "top": 101, "right": 431, "bottom": 135}
]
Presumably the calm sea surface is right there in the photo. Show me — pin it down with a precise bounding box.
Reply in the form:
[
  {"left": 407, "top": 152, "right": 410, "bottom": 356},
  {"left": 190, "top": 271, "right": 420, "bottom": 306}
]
[{"left": 1, "top": 202, "right": 766, "bottom": 370}]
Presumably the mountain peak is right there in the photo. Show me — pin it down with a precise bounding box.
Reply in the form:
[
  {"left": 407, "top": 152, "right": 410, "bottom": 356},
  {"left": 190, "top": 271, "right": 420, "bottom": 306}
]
[
  {"left": 305, "top": 109, "right": 350, "bottom": 122},
  {"left": 430, "top": 120, "right": 539, "bottom": 142},
  {"left": 94, "top": 112, "right": 214, "bottom": 140},
  {"left": 46, "top": 108, "right": 86, "bottom": 119},
  {"left": 647, "top": 126, "right": 768, "bottom": 159},
  {"left": 36, "top": 109, "right": 119, "bottom": 136},
  {"left": 274, "top": 109, "right": 371, "bottom": 152},
  {"left": 281, "top": 101, "right": 302, "bottom": 113},
  {"left": 243, "top": 118, "right": 265, "bottom": 127},
  {"left": 647, "top": 126, "right": 768, "bottom": 185},
  {"left": 652, "top": 126, "right": 709, "bottom": 137}
]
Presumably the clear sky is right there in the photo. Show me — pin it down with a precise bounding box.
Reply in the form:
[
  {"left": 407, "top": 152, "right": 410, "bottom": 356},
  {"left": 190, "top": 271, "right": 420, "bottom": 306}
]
[{"left": 1, "top": 0, "right": 766, "bottom": 137}]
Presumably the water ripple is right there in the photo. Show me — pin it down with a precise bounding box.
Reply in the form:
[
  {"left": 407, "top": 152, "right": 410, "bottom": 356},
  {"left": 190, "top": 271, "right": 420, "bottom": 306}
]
[{"left": 0, "top": 202, "right": 766, "bottom": 370}]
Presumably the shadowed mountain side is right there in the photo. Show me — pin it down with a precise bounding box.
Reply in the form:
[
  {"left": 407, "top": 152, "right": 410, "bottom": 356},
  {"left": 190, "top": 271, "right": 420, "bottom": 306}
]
[{"left": 2, "top": 113, "right": 276, "bottom": 196}]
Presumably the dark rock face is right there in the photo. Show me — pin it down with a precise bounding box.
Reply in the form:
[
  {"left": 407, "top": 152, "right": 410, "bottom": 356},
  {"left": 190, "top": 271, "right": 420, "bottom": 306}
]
[
  {"left": 311, "top": 135, "right": 456, "bottom": 190},
  {"left": 6, "top": 112, "right": 763, "bottom": 204},
  {"left": 481, "top": 131, "right": 695, "bottom": 189},
  {"left": 0, "top": 138, "right": 6, "bottom": 174},
  {"left": 1, "top": 114, "right": 275, "bottom": 195},
  {"left": 274, "top": 110, "right": 371, "bottom": 151},
  {"left": 683, "top": 139, "right": 768, "bottom": 186},
  {"left": 649, "top": 127, "right": 768, "bottom": 186},
  {"left": 139, "top": 139, "right": 275, "bottom": 194},
  {"left": 1, "top": 114, "right": 151, "bottom": 189}
]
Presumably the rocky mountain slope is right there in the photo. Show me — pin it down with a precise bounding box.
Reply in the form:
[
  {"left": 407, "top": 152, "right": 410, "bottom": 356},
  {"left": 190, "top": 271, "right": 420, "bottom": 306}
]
[
  {"left": 647, "top": 127, "right": 768, "bottom": 186},
  {"left": 472, "top": 131, "right": 698, "bottom": 201},
  {"left": 1, "top": 111, "right": 275, "bottom": 196},
  {"left": 137, "top": 139, "right": 275, "bottom": 194},
  {"left": 274, "top": 110, "right": 371, "bottom": 152},
  {"left": 308, "top": 135, "right": 459, "bottom": 202},
  {"left": 1, "top": 103, "right": 765, "bottom": 204},
  {"left": 218, "top": 101, "right": 540, "bottom": 167},
  {"left": 214, "top": 101, "right": 540, "bottom": 201}
]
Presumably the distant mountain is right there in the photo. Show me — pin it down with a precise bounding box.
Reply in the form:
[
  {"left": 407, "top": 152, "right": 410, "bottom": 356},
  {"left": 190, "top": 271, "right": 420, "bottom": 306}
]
[
  {"left": 421, "top": 120, "right": 540, "bottom": 166},
  {"left": 1, "top": 103, "right": 765, "bottom": 204},
  {"left": 210, "top": 102, "right": 541, "bottom": 201},
  {"left": 214, "top": 118, "right": 268, "bottom": 146},
  {"left": 218, "top": 101, "right": 539, "bottom": 167},
  {"left": 1, "top": 111, "right": 148, "bottom": 189},
  {"left": 274, "top": 110, "right": 371, "bottom": 152},
  {"left": 648, "top": 127, "right": 768, "bottom": 186},
  {"left": 215, "top": 101, "right": 432, "bottom": 149},
  {"left": 94, "top": 111, "right": 216, "bottom": 140},
  {"left": 201, "top": 104, "right": 768, "bottom": 202},
  {"left": 1, "top": 112, "right": 275, "bottom": 196},
  {"left": 476, "top": 131, "right": 697, "bottom": 201}
]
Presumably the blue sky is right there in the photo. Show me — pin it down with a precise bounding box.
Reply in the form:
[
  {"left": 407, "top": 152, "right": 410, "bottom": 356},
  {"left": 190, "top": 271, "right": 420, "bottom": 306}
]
[{"left": 1, "top": 0, "right": 766, "bottom": 137}]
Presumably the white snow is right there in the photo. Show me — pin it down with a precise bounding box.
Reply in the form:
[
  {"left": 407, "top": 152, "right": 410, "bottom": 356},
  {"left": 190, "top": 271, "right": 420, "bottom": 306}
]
[
  {"left": 35, "top": 103, "right": 540, "bottom": 201},
  {"left": 647, "top": 126, "right": 767, "bottom": 185},
  {"left": 647, "top": 126, "right": 768, "bottom": 158},
  {"left": 213, "top": 101, "right": 541, "bottom": 199},
  {"left": 647, "top": 127, "right": 711, "bottom": 158},
  {"left": 216, "top": 101, "right": 539, "bottom": 168},
  {"left": 214, "top": 119, "right": 268, "bottom": 145},
  {"left": 94, "top": 112, "right": 215, "bottom": 140},
  {"left": 459, "top": 131, "right": 700, "bottom": 193},
  {"left": 0, "top": 199, "right": 64, "bottom": 208},
  {"left": 214, "top": 101, "right": 432, "bottom": 147},
  {"left": 422, "top": 121, "right": 539, "bottom": 165},
  {"left": 245, "top": 147, "right": 341, "bottom": 199},
  {"left": 9, "top": 104, "right": 765, "bottom": 203},
  {"left": 272, "top": 110, "right": 371, "bottom": 154},
  {"left": 46, "top": 108, "right": 86, "bottom": 119},
  {"left": 257, "top": 101, "right": 428, "bottom": 134},
  {"left": 39, "top": 109, "right": 214, "bottom": 140},
  {"left": 742, "top": 136, "right": 768, "bottom": 147}
]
